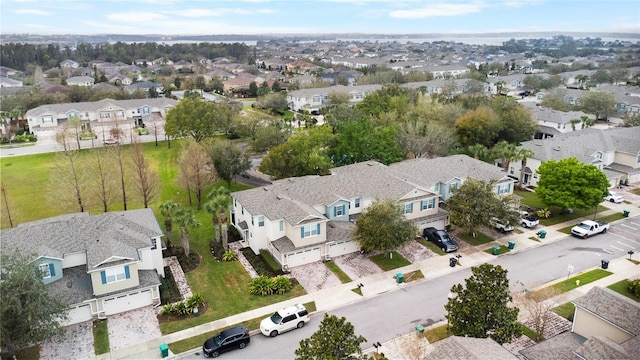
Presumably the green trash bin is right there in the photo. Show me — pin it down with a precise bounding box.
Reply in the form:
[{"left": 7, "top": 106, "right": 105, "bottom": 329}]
[
  {"left": 396, "top": 273, "right": 404, "bottom": 283},
  {"left": 159, "top": 343, "right": 169, "bottom": 358},
  {"left": 493, "top": 245, "right": 500, "bottom": 255},
  {"left": 508, "top": 241, "right": 515, "bottom": 250},
  {"left": 623, "top": 210, "right": 630, "bottom": 217},
  {"left": 537, "top": 230, "right": 547, "bottom": 239}
]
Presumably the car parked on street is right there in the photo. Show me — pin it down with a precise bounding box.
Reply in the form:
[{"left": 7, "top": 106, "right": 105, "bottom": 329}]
[
  {"left": 604, "top": 191, "right": 624, "bottom": 203},
  {"left": 422, "top": 227, "right": 459, "bottom": 253},
  {"left": 260, "top": 303, "right": 310, "bottom": 337},
  {"left": 202, "top": 326, "right": 250, "bottom": 358}
]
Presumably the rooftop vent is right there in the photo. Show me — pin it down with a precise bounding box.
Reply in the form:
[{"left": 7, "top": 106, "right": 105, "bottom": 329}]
[{"left": 263, "top": 187, "right": 269, "bottom": 191}]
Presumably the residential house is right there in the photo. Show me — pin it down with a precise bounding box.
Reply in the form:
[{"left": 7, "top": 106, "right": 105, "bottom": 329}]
[
  {"left": 286, "top": 60, "right": 321, "bottom": 74},
  {"left": 287, "top": 84, "right": 383, "bottom": 113},
  {"left": 108, "top": 73, "right": 133, "bottom": 86},
  {"left": 125, "top": 81, "right": 163, "bottom": 95},
  {"left": 520, "top": 287, "right": 640, "bottom": 360},
  {"left": 521, "top": 102, "right": 596, "bottom": 139},
  {"left": 424, "top": 336, "right": 517, "bottom": 360},
  {"left": 0, "top": 77, "right": 23, "bottom": 87},
  {"left": 67, "top": 76, "right": 95, "bottom": 87},
  {"left": 230, "top": 154, "right": 514, "bottom": 269},
  {"left": 25, "top": 97, "right": 177, "bottom": 134},
  {"left": 0, "top": 209, "right": 165, "bottom": 326},
  {"left": 402, "top": 79, "right": 490, "bottom": 96},
  {"left": 418, "top": 64, "right": 471, "bottom": 79},
  {"left": 321, "top": 71, "right": 359, "bottom": 86},
  {"left": 515, "top": 127, "right": 640, "bottom": 188},
  {"left": 60, "top": 59, "right": 80, "bottom": 69}
]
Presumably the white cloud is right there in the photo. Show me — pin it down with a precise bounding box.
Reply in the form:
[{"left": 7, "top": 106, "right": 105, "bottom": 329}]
[
  {"left": 12, "top": 8, "right": 51, "bottom": 15},
  {"left": 105, "top": 12, "right": 167, "bottom": 23},
  {"left": 390, "top": 2, "right": 488, "bottom": 19}
]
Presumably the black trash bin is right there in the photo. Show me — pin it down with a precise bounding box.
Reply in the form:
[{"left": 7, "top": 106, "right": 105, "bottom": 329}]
[
  {"left": 449, "top": 257, "right": 457, "bottom": 267},
  {"left": 601, "top": 259, "right": 609, "bottom": 270}
]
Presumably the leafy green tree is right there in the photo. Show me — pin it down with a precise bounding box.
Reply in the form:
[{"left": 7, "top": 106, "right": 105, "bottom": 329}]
[
  {"left": 205, "top": 139, "right": 251, "bottom": 188},
  {"left": 328, "top": 91, "right": 350, "bottom": 106},
  {"left": 174, "top": 206, "right": 200, "bottom": 256},
  {"left": 159, "top": 201, "right": 178, "bottom": 248},
  {"left": 515, "top": 148, "right": 535, "bottom": 189},
  {"left": 329, "top": 120, "right": 405, "bottom": 165},
  {"left": 322, "top": 104, "right": 364, "bottom": 130},
  {"left": 252, "top": 125, "right": 289, "bottom": 153},
  {"left": 536, "top": 158, "right": 610, "bottom": 214},
  {"left": 579, "top": 91, "right": 618, "bottom": 121},
  {"left": 194, "top": 75, "right": 206, "bottom": 96},
  {"left": 0, "top": 251, "right": 69, "bottom": 357},
  {"left": 165, "top": 98, "right": 238, "bottom": 142},
  {"left": 489, "top": 97, "right": 537, "bottom": 144},
  {"left": 591, "top": 68, "right": 612, "bottom": 84},
  {"left": 254, "top": 93, "right": 288, "bottom": 115},
  {"left": 353, "top": 199, "right": 418, "bottom": 257},
  {"left": 248, "top": 81, "right": 258, "bottom": 97},
  {"left": 454, "top": 106, "right": 500, "bottom": 147},
  {"left": 447, "top": 179, "right": 512, "bottom": 236},
  {"left": 397, "top": 118, "right": 456, "bottom": 159},
  {"left": 445, "top": 263, "right": 521, "bottom": 345},
  {"left": 204, "top": 186, "right": 233, "bottom": 250},
  {"left": 541, "top": 88, "right": 573, "bottom": 112},
  {"left": 271, "top": 80, "right": 281, "bottom": 92},
  {"left": 295, "top": 314, "right": 368, "bottom": 360}
]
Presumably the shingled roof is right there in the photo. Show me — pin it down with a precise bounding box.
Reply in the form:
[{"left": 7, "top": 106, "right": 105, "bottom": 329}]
[
  {"left": 572, "top": 287, "right": 640, "bottom": 336},
  {"left": 424, "top": 336, "right": 517, "bottom": 360}
]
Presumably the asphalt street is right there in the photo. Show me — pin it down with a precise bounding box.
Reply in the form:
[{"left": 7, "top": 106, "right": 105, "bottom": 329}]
[{"left": 175, "top": 217, "right": 640, "bottom": 359}]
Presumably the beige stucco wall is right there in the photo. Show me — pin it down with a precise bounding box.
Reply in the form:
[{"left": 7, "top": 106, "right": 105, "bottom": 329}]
[
  {"left": 572, "top": 307, "right": 633, "bottom": 344},
  {"left": 91, "top": 263, "right": 140, "bottom": 296}
]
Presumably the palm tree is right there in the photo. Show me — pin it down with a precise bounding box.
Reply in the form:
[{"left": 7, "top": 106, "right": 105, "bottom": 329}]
[
  {"left": 515, "top": 148, "right": 535, "bottom": 190},
  {"left": 204, "top": 186, "right": 233, "bottom": 250},
  {"left": 570, "top": 118, "right": 581, "bottom": 131},
  {"left": 174, "top": 207, "right": 200, "bottom": 256},
  {"left": 159, "top": 201, "right": 178, "bottom": 248},
  {"left": 467, "top": 144, "right": 488, "bottom": 160},
  {"left": 491, "top": 141, "right": 517, "bottom": 171}
]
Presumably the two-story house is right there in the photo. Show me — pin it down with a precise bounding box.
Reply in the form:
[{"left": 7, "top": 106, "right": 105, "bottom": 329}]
[
  {"left": 287, "top": 84, "right": 383, "bottom": 113},
  {"left": 0, "top": 209, "right": 165, "bottom": 326},
  {"left": 521, "top": 102, "right": 596, "bottom": 139},
  {"left": 231, "top": 155, "right": 514, "bottom": 270}
]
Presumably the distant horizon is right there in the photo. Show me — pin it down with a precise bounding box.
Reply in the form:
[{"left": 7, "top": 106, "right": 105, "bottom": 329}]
[{"left": 2, "top": 0, "right": 639, "bottom": 36}]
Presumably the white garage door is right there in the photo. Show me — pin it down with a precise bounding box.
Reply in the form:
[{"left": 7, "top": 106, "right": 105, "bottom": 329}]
[
  {"left": 417, "top": 219, "right": 445, "bottom": 232},
  {"left": 328, "top": 240, "right": 359, "bottom": 258},
  {"left": 64, "top": 304, "right": 93, "bottom": 326},
  {"left": 286, "top": 247, "right": 321, "bottom": 268},
  {"left": 103, "top": 289, "right": 153, "bottom": 315}
]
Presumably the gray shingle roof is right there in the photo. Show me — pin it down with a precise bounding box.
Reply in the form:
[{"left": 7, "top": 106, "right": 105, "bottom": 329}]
[
  {"left": 519, "top": 331, "right": 586, "bottom": 360},
  {"left": 0, "top": 209, "right": 163, "bottom": 269},
  {"left": 575, "top": 335, "right": 633, "bottom": 360},
  {"left": 572, "top": 287, "right": 640, "bottom": 336},
  {"left": 424, "top": 336, "right": 517, "bottom": 360},
  {"left": 25, "top": 97, "right": 177, "bottom": 117}
]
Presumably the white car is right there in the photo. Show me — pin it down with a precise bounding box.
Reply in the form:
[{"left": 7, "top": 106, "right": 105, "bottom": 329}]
[
  {"left": 518, "top": 210, "right": 539, "bottom": 228},
  {"left": 260, "top": 303, "right": 310, "bottom": 337},
  {"left": 604, "top": 191, "right": 624, "bottom": 203},
  {"left": 491, "top": 217, "right": 514, "bottom": 233}
]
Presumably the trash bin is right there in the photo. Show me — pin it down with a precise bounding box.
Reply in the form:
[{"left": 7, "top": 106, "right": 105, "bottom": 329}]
[
  {"left": 508, "top": 241, "right": 516, "bottom": 250},
  {"left": 623, "top": 210, "right": 630, "bottom": 217},
  {"left": 601, "top": 259, "right": 609, "bottom": 270},
  {"left": 493, "top": 246, "right": 500, "bottom": 255},
  {"left": 396, "top": 273, "right": 404, "bottom": 283},
  {"left": 159, "top": 343, "right": 169, "bottom": 358},
  {"left": 538, "top": 230, "right": 547, "bottom": 239},
  {"left": 415, "top": 324, "right": 425, "bottom": 334},
  {"left": 449, "top": 257, "right": 457, "bottom": 267}
]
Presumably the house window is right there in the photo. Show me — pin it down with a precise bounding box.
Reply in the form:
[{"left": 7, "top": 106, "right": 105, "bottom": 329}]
[
  {"left": 151, "top": 238, "right": 157, "bottom": 250},
  {"left": 334, "top": 205, "right": 345, "bottom": 217},
  {"left": 279, "top": 220, "right": 284, "bottom": 232},
  {"left": 42, "top": 116, "right": 54, "bottom": 124},
  {"left": 117, "top": 111, "right": 125, "bottom": 118},
  {"left": 39, "top": 263, "right": 53, "bottom": 278},
  {"left": 258, "top": 216, "right": 264, "bottom": 227},
  {"left": 355, "top": 197, "right": 360, "bottom": 208},
  {"left": 141, "top": 108, "right": 151, "bottom": 115},
  {"left": 301, "top": 224, "right": 320, "bottom": 239},
  {"left": 100, "top": 113, "right": 110, "bottom": 119},
  {"left": 594, "top": 152, "right": 602, "bottom": 160},
  {"left": 312, "top": 96, "right": 321, "bottom": 103},
  {"left": 420, "top": 198, "right": 435, "bottom": 211},
  {"left": 636, "top": 153, "right": 640, "bottom": 164},
  {"left": 510, "top": 167, "right": 515, "bottom": 175},
  {"left": 402, "top": 203, "right": 414, "bottom": 214},
  {"left": 497, "top": 183, "right": 511, "bottom": 195},
  {"left": 102, "top": 266, "right": 130, "bottom": 284}
]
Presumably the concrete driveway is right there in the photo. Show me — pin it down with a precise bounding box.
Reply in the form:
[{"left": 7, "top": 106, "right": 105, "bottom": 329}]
[{"left": 40, "top": 321, "right": 94, "bottom": 360}]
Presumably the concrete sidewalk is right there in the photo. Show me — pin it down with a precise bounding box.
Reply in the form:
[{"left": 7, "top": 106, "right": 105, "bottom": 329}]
[{"left": 96, "top": 198, "right": 640, "bottom": 360}]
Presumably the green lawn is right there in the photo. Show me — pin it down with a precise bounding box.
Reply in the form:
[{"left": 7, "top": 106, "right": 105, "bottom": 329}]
[
  {"left": 457, "top": 231, "right": 493, "bottom": 246},
  {"left": 520, "top": 323, "right": 540, "bottom": 341},
  {"left": 608, "top": 279, "right": 640, "bottom": 302},
  {"left": 422, "top": 324, "right": 451, "bottom": 343},
  {"left": 552, "top": 302, "right": 575, "bottom": 320},
  {"left": 325, "top": 260, "right": 352, "bottom": 283},
  {"left": 403, "top": 270, "right": 425, "bottom": 283},
  {"left": 93, "top": 320, "right": 110, "bottom": 355},
  {"left": 514, "top": 190, "right": 610, "bottom": 226},
  {"left": 534, "top": 269, "right": 613, "bottom": 300},
  {"left": 370, "top": 251, "right": 411, "bottom": 271},
  {"left": 416, "top": 237, "right": 446, "bottom": 255},
  {"left": 484, "top": 245, "right": 510, "bottom": 255}
]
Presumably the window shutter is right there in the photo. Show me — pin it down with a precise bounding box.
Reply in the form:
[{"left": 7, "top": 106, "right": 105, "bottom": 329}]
[
  {"left": 124, "top": 265, "right": 130, "bottom": 279},
  {"left": 101, "top": 271, "right": 107, "bottom": 284},
  {"left": 333, "top": 207, "right": 336, "bottom": 217},
  {"left": 317, "top": 223, "right": 321, "bottom": 235},
  {"left": 301, "top": 227, "right": 305, "bottom": 239},
  {"left": 49, "top": 263, "right": 56, "bottom": 277}
]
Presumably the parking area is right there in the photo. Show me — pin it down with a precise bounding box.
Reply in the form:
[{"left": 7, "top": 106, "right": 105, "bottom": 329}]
[{"left": 107, "top": 305, "right": 162, "bottom": 351}]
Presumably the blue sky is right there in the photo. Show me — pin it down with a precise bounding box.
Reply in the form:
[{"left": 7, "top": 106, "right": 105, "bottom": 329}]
[{"left": 1, "top": 0, "right": 639, "bottom": 36}]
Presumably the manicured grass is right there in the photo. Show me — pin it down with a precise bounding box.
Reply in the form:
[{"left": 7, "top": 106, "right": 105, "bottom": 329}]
[
  {"left": 422, "top": 324, "right": 452, "bottom": 343},
  {"left": 528, "top": 236, "right": 541, "bottom": 242},
  {"left": 552, "top": 302, "right": 575, "bottom": 320},
  {"left": 608, "top": 279, "right": 640, "bottom": 302},
  {"left": 534, "top": 269, "right": 613, "bottom": 301},
  {"left": 514, "top": 190, "right": 609, "bottom": 226},
  {"left": 370, "top": 251, "right": 411, "bottom": 271},
  {"left": 484, "top": 245, "right": 510, "bottom": 255},
  {"left": 325, "top": 260, "right": 352, "bottom": 283},
  {"left": 520, "top": 323, "right": 540, "bottom": 341},
  {"left": 3, "top": 346, "right": 40, "bottom": 360},
  {"left": 416, "top": 237, "right": 445, "bottom": 255},
  {"left": 457, "top": 231, "right": 493, "bottom": 246},
  {"left": 630, "top": 188, "right": 640, "bottom": 196},
  {"left": 403, "top": 269, "right": 425, "bottom": 283},
  {"left": 93, "top": 320, "right": 110, "bottom": 355},
  {"left": 352, "top": 287, "right": 363, "bottom": 296}
]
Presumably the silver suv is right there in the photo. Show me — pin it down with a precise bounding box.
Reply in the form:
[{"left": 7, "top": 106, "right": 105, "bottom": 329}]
[{"left": 260, "top": 303, "right": 310, "bottom": 337}]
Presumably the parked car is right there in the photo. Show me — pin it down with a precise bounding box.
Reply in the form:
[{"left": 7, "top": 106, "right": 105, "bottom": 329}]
[
  {"left": 260, "top": 303, "right": 310, "bottom": 337},
  {"left": 518, "top": 210, "right": 539, "bottom": 228},
  {"left": 604, "top": 191, "right": 624, "bottom": 203},
  {"left": 571, "top": 220, "right": 610, "bottom": 239},
  {"left": 422, "top": 227, "right": 459, "bottom": 253},
  {"left": 103, "top": 138, "right": 119, "bottom": 145},
  {"left": 202, "top": 326, "right": 250, "bottom": 358},
  {"left": 491, "top": 217, "right": 514, "bottom": 233}
]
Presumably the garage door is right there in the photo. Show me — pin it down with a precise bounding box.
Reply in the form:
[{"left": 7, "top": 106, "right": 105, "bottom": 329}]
[
  {"left": 328, "top": 240, "right": 359, "bottom": 258},
  {"left": 102, "top": 289, "right": 153, "bottom": 315},
  {"left": 417, "top": 219, "right": 445, "bottom": 232},
  {"left": 64, "top": 304, "right": 92, "bottom": 326},
  {"left": 286, "top": 247, "right": 321, "bottom": 268}
]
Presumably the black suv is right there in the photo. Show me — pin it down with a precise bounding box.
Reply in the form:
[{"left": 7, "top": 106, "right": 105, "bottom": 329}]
[
  {"left": 202, "top": 326, "right": 250, "bottom": 358},
  {"left": 423, "top": 227, "right": 459, "bottom": 253}
]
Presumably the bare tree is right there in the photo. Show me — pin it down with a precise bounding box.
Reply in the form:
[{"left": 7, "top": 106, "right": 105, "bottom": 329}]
[
  {"left": 89, "top": 148, "right": 116, "bottom": 212},
  {"left": 129, "top": 141, "right": 160, "bottom": 208},
  {"left": 107, "top": 142, "right": 129, "bottom": 210},
  {"left": 67, "top": 115, "right": 82, "bottom": 150},
  {"left": 1, "top": 183, "right": 15, "bottom": 228},
  {"left": 176, "top": 140, "right": 217, "bottom": 210},
  {"left": 514, "top": 286, "right": 559, "bottom": 342},
  {"left": 49, "top": 149, "right": 88, "bottom": 213}
]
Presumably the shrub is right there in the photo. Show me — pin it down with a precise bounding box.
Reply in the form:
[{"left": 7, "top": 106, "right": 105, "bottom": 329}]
[
  {"left": 186, "top": 293, "right": 206, "bottom": 309},
  {"left": 627, "top": 279, "right": 640, "bottom": 297},
  {"left": 161, "top": 303, "right": 177, "bottom": 316},
  {"left": 260, "top": 249, "right": 283, "bottom": 274},
  {"left": 537, "top": 208, "right": 551, "bottom": 219},
  {"left": 209, "top": 238, "right": 225, "bottom": 261},
  {"left": 271, "top": 276, "right": 292, "bottom": 294},
  {"left": 249, "top": 275, "right": 273, "bottom": 296},
  {"left": 222, "top": 249, "right": 238, "bottom": 261},
  {"left": 242, "top": 248, "right": 283, "bottom": 277}
]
